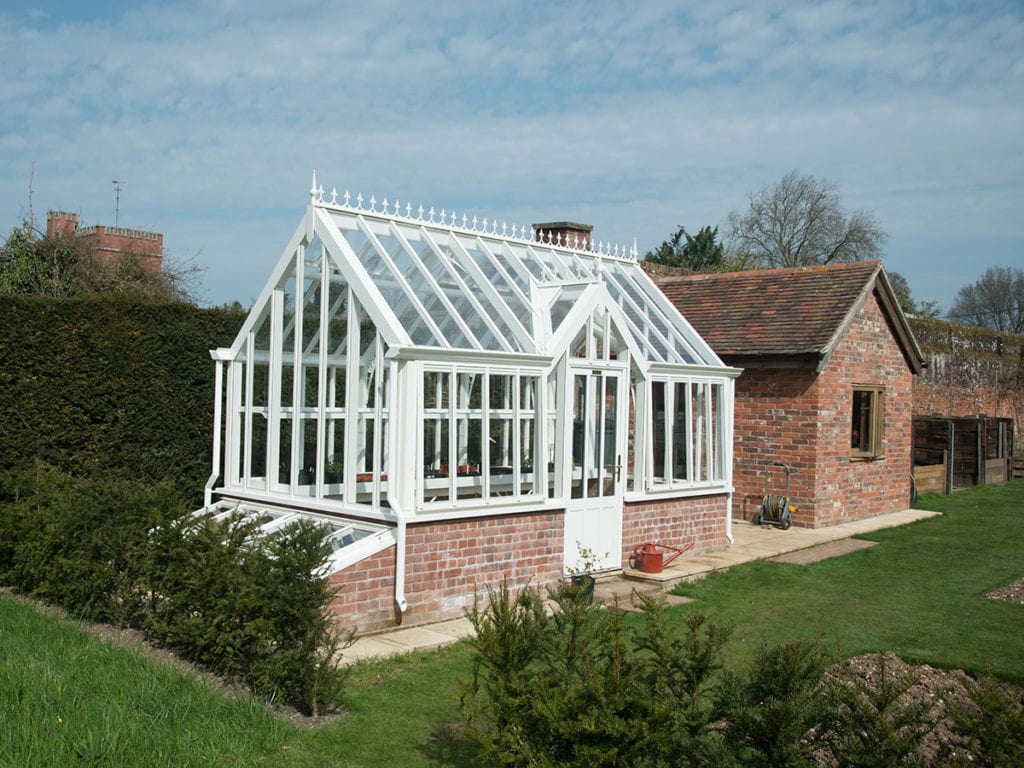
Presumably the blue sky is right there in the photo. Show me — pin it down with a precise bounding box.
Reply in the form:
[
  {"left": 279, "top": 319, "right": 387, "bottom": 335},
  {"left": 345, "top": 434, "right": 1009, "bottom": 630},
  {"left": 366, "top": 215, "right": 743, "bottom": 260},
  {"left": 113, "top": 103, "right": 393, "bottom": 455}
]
[{"left": 2, "top": 1, "right": 1022, "bottom": 311}]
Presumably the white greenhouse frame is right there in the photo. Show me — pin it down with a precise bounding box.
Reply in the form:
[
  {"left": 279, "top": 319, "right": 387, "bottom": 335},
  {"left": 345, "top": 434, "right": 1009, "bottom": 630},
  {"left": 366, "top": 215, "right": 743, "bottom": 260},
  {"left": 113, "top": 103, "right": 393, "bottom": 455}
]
[{"left": 202, "top": 176, "right": 740, "bottom": 606}]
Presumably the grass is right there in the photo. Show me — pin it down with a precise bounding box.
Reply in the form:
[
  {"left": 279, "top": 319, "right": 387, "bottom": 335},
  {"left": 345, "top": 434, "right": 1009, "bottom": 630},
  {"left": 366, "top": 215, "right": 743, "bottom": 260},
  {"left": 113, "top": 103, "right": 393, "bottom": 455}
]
[
  {"left": 671, "top": 480, "right": 1024, "bottom": 680},
  {"left": 1, "top": 480, "right": 1021, "bottom": 767},
  {"left": 0, "top": 596, "right": 293, "bottom": 767}
]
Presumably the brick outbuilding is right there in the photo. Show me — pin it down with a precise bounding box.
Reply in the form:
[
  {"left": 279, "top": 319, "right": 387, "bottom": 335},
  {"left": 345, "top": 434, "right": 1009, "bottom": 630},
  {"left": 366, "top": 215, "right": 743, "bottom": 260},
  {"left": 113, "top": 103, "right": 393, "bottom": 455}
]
[{"left": 655, "top": 261, "right": 924, "bottom": 528}]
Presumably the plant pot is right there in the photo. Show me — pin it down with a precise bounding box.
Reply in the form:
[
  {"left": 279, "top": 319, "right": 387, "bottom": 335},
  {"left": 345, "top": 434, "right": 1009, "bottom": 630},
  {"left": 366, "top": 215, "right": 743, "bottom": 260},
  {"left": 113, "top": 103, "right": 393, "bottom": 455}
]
[{"left": 567, "top": 574, "right": 595, "bottom": 604}]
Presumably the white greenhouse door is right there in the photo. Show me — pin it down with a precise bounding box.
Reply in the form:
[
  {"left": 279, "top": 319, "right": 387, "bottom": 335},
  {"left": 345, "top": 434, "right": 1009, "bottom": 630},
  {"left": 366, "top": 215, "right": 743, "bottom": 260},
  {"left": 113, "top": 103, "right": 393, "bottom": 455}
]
[{"left": 564, "top": 368, "right": 626, "bottom": 573}]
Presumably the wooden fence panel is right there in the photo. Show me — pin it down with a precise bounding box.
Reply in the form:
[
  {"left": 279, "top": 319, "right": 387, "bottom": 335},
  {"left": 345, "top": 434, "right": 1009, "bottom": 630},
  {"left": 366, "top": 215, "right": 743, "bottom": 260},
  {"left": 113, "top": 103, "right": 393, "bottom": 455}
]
[{"left": 914, "top": 463, "right": 948, "bottom": 495}]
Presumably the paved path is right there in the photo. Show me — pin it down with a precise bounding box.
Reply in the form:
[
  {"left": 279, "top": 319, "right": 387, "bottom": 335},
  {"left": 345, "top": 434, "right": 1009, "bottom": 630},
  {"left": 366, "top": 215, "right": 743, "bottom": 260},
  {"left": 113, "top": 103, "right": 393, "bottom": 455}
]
[{"left": 339, "top": 508, "right": 939, "bottom": 665}]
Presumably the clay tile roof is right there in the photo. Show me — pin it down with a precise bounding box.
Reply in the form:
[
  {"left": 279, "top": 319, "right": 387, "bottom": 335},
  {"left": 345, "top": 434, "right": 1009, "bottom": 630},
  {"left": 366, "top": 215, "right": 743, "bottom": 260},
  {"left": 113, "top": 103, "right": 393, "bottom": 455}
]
[{"left": 654, "top": 261, "right": 887, "bottom": 361}]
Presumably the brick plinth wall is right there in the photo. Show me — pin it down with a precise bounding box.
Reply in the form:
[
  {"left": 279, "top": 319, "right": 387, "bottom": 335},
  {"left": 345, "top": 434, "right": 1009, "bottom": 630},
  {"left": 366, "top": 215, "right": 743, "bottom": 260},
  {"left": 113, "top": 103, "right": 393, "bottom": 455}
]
[
  {"left": 329, "top": 509, "right": 563, "bottom": 635},
  {"left": 328, "top": 492, "right": 730, "bottom": 634},
  {"left": 622, "top": 493, "right": 730, "bottom": 561},
  {"left": 732, "top": 292, "right": 914, "bottom": 528}
]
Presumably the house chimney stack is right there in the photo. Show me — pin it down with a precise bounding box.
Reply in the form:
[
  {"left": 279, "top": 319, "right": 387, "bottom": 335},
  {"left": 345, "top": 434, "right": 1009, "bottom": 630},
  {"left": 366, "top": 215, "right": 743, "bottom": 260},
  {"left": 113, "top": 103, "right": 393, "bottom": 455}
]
[{"left": 533, "top": 221, "right": 593, "bottom": 250}]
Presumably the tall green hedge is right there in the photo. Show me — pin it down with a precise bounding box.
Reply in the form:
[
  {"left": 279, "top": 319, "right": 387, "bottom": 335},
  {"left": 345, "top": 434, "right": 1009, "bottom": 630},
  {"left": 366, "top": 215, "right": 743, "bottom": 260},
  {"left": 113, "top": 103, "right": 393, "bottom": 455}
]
[{"left": 0, "top": 296, "right": 244, "bottom": 503}]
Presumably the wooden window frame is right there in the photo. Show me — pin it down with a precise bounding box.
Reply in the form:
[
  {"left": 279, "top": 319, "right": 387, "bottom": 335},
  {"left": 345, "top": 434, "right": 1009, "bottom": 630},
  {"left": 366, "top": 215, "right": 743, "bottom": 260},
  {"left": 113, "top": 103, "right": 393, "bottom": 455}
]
[{"left": 850, "top": 385, "right": 884, "bottom": 460}]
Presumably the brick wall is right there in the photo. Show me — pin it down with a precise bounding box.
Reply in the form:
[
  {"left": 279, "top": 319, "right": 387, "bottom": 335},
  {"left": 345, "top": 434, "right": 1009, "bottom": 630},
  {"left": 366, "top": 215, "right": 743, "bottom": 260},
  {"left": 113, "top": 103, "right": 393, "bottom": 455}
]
[
  {"left": 328, "top": 492, "right": 729, "bottom": 634},
  {"left": 622, "top": 493, "right": 729, "bottom": 558},
  {"left": 810, "top": 292, "right": 915, "bottom": 526},
  {"left": 329, "top": 509, "right": 563, "bottom": 634},
  {"left": 45, "top": 210, "right": 164, "bottom": 273},
  {"left": 731, "top": 292, "right": 914, "bottom": 528},
  {"left": 732, "top": 366, "right": 820, "bottom": 525}
]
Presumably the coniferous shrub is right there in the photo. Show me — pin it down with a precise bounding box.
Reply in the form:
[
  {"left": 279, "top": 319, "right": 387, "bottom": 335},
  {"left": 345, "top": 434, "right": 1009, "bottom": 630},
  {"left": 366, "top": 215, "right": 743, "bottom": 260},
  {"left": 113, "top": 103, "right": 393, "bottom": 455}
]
[
  {"left": 0, "top": 463, "right": 349, "bottom": 716},
  {"left": 462, "top": 585, "right": 732, "bottom": 768},
  {"left": 948, "top": 674, "right": 1024, "bottom": 767},
  {"left": 0, "top": 463, "right": 188, "bottom": 624},
  {"left": 717, "top": 639, "right": 830, "bottom": 767},
  {"left": 818, "top": 653, "right": 933, "bottom": 767}
]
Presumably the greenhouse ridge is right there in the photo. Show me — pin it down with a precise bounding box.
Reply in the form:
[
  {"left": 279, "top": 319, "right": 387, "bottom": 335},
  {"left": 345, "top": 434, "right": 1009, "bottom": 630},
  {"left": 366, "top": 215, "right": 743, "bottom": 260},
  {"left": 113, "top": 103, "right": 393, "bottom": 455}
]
[{"left": 309, "top": 171, "right": 640, "bottom": 260}]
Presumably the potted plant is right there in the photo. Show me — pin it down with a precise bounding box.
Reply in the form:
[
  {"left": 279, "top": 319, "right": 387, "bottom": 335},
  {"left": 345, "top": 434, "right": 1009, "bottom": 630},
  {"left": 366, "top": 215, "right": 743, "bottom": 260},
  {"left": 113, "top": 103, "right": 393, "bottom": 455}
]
[{"left": 563, "top": 541, "right": 605, "bottom": 604}]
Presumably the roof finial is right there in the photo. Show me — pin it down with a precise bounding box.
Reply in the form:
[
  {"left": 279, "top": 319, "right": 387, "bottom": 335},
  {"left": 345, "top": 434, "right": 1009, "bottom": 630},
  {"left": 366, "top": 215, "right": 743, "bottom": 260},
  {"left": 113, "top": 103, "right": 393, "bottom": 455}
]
[{"left": 310, "top": 170, "right": 318, "bottom": 203}]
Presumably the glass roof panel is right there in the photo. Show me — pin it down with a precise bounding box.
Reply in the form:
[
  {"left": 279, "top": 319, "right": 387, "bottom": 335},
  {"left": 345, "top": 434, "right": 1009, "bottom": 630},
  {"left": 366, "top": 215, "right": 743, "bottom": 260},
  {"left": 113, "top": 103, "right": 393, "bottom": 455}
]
[
  {"left": 317, "top": 201, "right": 722, "bottom": 367},
  {"left": 336, "top": 224, "right": 444, "bottom": 348}
]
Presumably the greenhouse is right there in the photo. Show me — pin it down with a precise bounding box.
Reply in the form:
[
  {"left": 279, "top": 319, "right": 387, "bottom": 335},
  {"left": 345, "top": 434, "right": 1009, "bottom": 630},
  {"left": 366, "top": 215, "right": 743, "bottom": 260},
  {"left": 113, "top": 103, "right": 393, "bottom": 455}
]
[{"left": 202, "top": 175, "right": 740, "bottom": 632}]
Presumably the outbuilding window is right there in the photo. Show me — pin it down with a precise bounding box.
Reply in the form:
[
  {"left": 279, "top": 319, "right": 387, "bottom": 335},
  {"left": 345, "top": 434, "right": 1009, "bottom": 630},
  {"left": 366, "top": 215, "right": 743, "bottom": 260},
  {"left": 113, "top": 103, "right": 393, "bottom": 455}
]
[{"left": 850, "top": 386, "right": 884, "bottom": 459}]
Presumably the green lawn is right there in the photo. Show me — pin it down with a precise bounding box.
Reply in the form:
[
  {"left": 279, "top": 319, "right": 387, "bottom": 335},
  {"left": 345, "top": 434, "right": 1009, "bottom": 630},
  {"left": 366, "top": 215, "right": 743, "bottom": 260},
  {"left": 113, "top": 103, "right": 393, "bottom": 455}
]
[
  {"left": 1, "top": 480, "right": 1021, "bottom": 767},
  {"left": 671, "top": 481, "right": 1024, "bottom": 680}
]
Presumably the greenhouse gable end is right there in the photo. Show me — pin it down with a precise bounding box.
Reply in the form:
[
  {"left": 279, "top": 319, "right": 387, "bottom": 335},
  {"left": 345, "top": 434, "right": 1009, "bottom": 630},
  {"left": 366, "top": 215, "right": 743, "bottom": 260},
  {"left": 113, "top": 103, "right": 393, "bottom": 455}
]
[{"left": 200, "top": 177, "right": 740, "bottom": 634}]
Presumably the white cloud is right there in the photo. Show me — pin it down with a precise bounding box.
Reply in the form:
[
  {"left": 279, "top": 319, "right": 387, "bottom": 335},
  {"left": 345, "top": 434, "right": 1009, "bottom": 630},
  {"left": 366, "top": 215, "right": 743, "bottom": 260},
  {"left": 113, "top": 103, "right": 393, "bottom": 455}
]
[{"left": 1, "top": 0, "right": 1022, "bottom": 311}]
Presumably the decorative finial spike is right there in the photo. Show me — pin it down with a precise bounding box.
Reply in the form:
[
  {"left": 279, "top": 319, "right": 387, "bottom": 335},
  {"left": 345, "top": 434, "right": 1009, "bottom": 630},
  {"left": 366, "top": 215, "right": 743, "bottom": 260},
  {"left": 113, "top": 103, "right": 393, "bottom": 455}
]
[
  {"left": 330, "top": 187, "right": 338, "bottom": 204},
  {"left": 462, "top": 213, "right": 468, "bottom": 228},
  {"left": 344, "top": 190, "right": 351, "bottom": 206},
  {"left": 310, "top": 170, "right": 318, "bottom": 201},
  {"left": 417, "top": 204, "right": 424, "bottom": 220},
  {"left": 428, "top": 207, "right": 435, "bottom": 222}
]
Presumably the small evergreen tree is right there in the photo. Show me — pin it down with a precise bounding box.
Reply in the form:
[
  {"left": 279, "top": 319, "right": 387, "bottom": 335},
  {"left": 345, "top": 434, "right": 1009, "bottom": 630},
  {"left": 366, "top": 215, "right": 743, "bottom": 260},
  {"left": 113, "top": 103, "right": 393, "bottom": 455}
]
[{"left": 645, "top": 225, "right": 725, "bottom": 272}]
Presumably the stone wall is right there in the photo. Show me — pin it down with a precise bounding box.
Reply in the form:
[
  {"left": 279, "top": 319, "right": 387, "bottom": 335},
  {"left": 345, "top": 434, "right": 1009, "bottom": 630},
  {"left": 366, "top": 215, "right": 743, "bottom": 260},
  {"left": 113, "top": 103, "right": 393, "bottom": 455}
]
[{"left": 910, "top": 316, "right": 1023, "bottom": 452}]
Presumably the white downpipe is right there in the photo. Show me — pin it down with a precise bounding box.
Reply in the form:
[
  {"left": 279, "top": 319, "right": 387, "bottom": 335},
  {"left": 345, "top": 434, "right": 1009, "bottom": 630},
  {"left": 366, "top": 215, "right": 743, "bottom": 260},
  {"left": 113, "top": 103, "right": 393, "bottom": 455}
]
[
  {"left": 203, "top": 358, "right": 225, "bottom": 508},
  {"left": 389, "top": 357, "right": 411, "bottom": 616},
  {"left": 393, "top": 511, "right": 409, "bottom": 614},
  {"left": 725, "top": 492, "right": 734, "bottom": 544}
]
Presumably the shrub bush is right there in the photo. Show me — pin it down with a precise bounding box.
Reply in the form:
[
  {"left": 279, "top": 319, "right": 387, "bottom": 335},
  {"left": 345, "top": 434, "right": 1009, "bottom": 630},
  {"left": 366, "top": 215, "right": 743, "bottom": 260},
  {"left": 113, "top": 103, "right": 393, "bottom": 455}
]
[
  {"left": 462, "top": 584, "right": 732, "bottom": 768},
  {"left": 818, "top": 653, "right": 933, "bottom": 767},
  {"left": 949, "top": 674, "right": 1024, "bottom": 767},
  {"left": 0, "top": 463, "right": 348, "bottom": 716},
  {"left": 0, "top": 463, "right": 188, "bottom": 624},
  {"left": 717, "top": 639, "right": 831, "bottom": 767}
]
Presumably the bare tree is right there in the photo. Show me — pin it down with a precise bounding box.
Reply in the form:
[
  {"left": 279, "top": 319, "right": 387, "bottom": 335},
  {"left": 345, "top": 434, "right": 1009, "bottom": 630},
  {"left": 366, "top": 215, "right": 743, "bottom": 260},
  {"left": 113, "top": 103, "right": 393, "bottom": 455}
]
[
  {"left": 726, "top": 171, "right": 887, "bottom": 268},
  {"left": 949, "top": 266, "right": 1024, "bottom": 333}
]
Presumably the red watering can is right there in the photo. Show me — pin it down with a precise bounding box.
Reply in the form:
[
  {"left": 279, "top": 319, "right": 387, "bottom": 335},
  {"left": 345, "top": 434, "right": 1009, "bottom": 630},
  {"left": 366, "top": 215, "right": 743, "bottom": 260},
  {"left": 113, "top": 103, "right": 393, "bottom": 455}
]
[{"left": 629, "top": 541, "right": 693, "bottom": 574}]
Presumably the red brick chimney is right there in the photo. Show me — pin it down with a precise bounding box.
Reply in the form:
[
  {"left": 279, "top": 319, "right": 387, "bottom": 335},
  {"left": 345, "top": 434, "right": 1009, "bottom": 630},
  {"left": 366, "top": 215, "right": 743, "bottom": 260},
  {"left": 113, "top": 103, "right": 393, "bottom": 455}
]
[{"left": 533, "top": 221, "right": 593, "bottom": 250}]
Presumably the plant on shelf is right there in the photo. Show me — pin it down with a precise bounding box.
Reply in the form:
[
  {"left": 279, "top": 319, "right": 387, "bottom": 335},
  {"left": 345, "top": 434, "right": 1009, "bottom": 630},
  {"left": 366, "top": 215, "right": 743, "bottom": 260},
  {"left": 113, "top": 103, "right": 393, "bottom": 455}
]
[{"left": 324, "top": 460, "right": 343, "bottom": 484}]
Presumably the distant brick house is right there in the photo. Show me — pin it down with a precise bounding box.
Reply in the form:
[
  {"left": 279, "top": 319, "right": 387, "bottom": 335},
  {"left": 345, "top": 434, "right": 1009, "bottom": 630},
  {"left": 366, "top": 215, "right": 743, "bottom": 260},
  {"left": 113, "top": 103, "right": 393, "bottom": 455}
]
[
  {"left": 654, "top": 261, "right": 925, "bottom": 528},
  {"left": 46, "top": 210, "right": 163, "bottom": 273}
]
